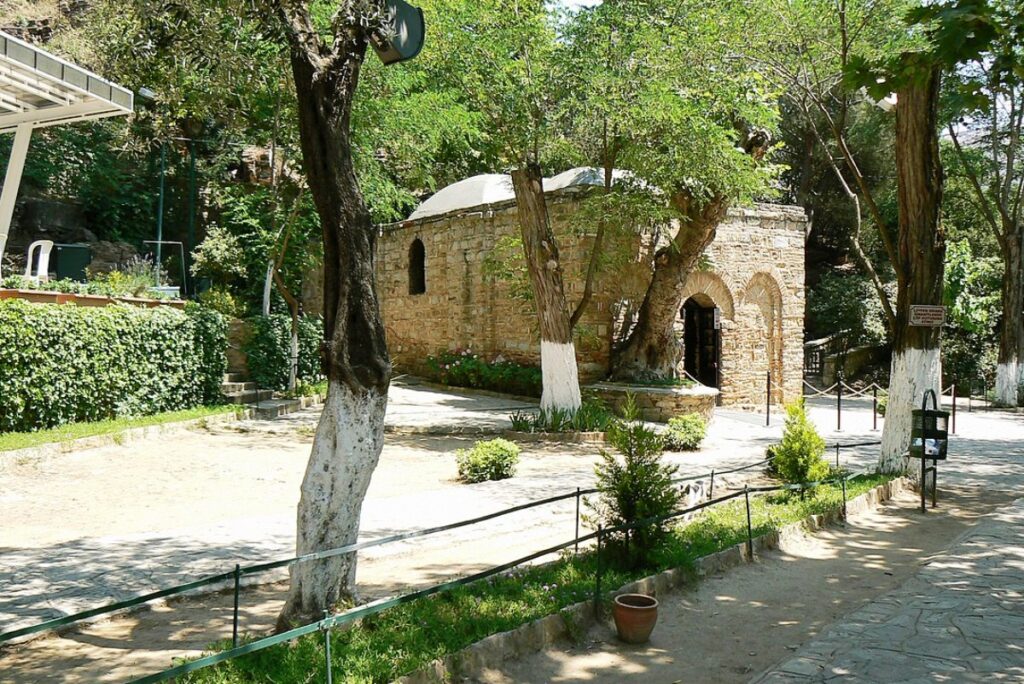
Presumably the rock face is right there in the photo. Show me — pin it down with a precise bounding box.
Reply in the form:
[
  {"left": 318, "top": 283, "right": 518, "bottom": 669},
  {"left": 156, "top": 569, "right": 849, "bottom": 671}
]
[
  {"left": 87, "top": 241, "right": 138, "bottom": 276},
  {"left": 366, "top": 192, "right": 807, "bottom": 408}
]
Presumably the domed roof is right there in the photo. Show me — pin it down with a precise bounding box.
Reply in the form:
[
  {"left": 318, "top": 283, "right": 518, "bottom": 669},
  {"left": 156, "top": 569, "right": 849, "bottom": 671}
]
[{"left": 407, "top": 167, "right": 630, "bottom": 221}]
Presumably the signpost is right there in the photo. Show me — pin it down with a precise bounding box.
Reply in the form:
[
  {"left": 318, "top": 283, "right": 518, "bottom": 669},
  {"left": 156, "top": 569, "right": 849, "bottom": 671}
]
[{"left": 909, "top": 305, "right": 945, "bottom": 327}]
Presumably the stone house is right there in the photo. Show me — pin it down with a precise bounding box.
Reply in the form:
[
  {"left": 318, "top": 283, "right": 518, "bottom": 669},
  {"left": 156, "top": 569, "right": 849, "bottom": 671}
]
[{"left": 373, "top": 169, "right": 807, "bottom": 407}]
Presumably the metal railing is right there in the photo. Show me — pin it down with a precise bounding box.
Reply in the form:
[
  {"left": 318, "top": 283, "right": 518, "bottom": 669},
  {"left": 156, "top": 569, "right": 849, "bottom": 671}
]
[{"left": 128, "top": 464, "right": 876, "bottom": 683}]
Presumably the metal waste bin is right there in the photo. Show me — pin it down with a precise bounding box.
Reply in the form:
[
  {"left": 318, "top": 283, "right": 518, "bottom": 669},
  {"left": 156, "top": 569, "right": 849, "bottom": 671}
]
[{"left": 54, "top": 243, "right": 92, "bottom": 282}]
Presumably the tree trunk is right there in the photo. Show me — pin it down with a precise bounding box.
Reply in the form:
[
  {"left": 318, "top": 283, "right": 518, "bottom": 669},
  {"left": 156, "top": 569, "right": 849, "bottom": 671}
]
[
  {"left": 610, "top": 194, "right": 729, "bottom": 381},
  {"left": 276, "top": 45, "right": 391, "bottom": 630},
  {"left": 879, "top": 67, "right": 945, "bottom": 474},
  {"left": 511, "top": 164, "right": 581, "bottom": 412},
  {"left": 996, "top": 231, "right": 1024, "bottom": 406}
]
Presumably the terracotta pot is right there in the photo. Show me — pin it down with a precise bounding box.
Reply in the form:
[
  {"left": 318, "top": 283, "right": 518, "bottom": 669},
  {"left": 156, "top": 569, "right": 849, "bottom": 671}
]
[{"left": 612, "top": 593, "right": 659, "bottom": 644}]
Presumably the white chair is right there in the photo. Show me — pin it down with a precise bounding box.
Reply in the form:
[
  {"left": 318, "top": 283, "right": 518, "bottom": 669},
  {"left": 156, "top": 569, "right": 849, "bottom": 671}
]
[{"left": 24, "top": 240, "right": 53, "bottom": 283}]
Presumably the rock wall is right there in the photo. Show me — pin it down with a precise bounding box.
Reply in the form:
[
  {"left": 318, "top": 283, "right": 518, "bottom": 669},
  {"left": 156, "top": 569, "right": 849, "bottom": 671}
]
[{"left": 375, "top": 196, "right": 806, "bottom": 407}]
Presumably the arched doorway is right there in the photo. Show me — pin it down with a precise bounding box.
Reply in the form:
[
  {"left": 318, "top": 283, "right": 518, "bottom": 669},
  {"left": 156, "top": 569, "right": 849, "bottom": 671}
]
[{"left": 681, "top": 295, "right": 720, "bottom": 388}]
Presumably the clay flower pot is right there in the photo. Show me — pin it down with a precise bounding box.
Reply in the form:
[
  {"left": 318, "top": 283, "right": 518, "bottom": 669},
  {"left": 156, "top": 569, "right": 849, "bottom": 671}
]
[{"left": 612, "top": 593, "right": 659, "bottom": 644}]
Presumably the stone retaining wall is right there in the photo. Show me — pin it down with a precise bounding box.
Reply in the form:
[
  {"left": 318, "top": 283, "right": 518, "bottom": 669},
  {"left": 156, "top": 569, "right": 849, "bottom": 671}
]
[{"left": 587, "top": 382, "right": 719, "bottom": 423}]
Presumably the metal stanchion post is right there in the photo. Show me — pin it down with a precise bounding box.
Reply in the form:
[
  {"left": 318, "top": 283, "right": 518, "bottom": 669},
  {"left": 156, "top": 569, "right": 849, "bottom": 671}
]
[
  {"left": 766, "top": 371, "right": 771, "bottom": 427},
  {"left": 836, "top": 373, "right": 843, "bottom": 432},
  {"left": 709, "top": 469, "right": 715, "bottom": 500},
  {"left": 835, "top": 443, "right": 840, "bottom": 469},
  {"left": 951, "top": 383, "right": 957, "bottom": 435},
  {"left": 872, "top": 386, "right": 878, "bottom": 431}
]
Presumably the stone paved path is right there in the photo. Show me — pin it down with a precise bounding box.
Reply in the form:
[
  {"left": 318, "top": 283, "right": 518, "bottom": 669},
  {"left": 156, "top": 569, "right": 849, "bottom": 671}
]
[{"left": 752, "top": 497, "right": 1024, "bottom": 683}]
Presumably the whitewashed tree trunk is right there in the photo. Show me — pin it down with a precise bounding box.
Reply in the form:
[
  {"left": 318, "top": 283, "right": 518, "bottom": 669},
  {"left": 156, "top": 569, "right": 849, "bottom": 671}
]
[
  {"left": 540, "top": 340, "right": 582, "bottom": 412},
  {"left": 879, "top": 348, "right": 941, "bottom": 473},
  {"left": 995, "top": 359, "right": 1021, "bottom": 406},
  {"left": 281, "top": 383, "right": 387, "bottom": 617}
]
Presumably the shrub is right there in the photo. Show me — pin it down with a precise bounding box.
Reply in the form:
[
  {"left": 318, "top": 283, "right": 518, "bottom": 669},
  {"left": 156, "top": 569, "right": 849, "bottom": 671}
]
[
  {"left": 663, "top": 413, "right": 707, "bottom": 451},
  {"left": 244, "top": 314, "right": 324, "bottom": 391},
  {"left": 0, "top": 299, "right": 228, "bottom": 433},
  {"left": 425, "top": 350, "right": 542, "bottom": 397},
  {"left": 587, "top": 395, "right": 678, "bottom": 568},
  {"left": 456, "top": 438, "right": 520, "bottom": 483},
  {"left": 197, "top": 286, "right": 248, "bottom": 318},
  {"left": 771, "top": 400, "right": 829, "bottom": 487}
]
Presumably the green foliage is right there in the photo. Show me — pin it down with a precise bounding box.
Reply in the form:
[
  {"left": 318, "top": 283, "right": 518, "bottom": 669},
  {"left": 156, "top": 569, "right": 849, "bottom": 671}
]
[
  {"left": 771, "top": 401, "right": 829, "bottom": 487},
  {"left": 196, "top": 286, "right": 248, "bottom": 319},
  {"left": 509, "top": 397, "right": 614, "bottom": 433},
  {"left": 425, "top": 349, "right": 542, "bottom": 397},
  {"left": 0, "top": 300, "right": 227, "bottom": 433},
  {"left": 243, "top": 314, "right": 324, "bottom": 391},
  {"left": 807, "top": 272, "right": 888, "bottom": 346},
  {"left": 663, "top": 413, "right": 707, "bottom": 451},
  {"left": 456, "top": 438, "right": 520, "bottom": 483},
  {"left": 3, "top": 257, "right": 170, "bottom": 300},
  {"left": 587, "top": 395, "right": 678, "bottom": 567},
  {"left": 191, "top": 225, "right": 249, "bottom": 283}
]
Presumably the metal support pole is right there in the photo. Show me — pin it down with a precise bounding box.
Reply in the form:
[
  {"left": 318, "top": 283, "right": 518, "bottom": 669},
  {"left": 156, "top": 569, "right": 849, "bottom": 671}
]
[
  {"left": 232, "top": 563, "right": 240, "bottom": 648},
  {"left": 932, "top": 460, "right": 938, "bottom": 509},
  {"left": 0, "top": 123, "right": 32, "bottom": 279},
  {"left": 921, "top": 454, "right": 927, "bottom": 514},
  {"left": 156, "top": 144, "right": 166, "bottom": 287},
  {"left": 574, "top": 488, "right": 581, "bottom": 554},
  {"left": 968, "top": 380, "right": 973, "bottom": 412},
  {"left": 982, "top": 378, "right": 988, "bottom": 409},
  {"left": 708, "top": 469, "right": 715, "bottom": 500},
  {"left": 744, "top": 487, "right": 753, "bottom": 560},
  {"left": 594, "top": 526, "right": 603, "bottom": 610},
  {"left": 872, "top": 386, "right": 878, "bottom": 431},
  {"left": 951, "top": 383, "right": 957, "bottom": 435},
  {"left": 765, "top": 371, "right": 771, "bottom": 427},
  {"left": 322, "top": 611, "right": 333, "bottom": 684},
  {"left": 835, "top": 443, "right": 840, "bottom": 469},
  {"left": 186, "top": 140, "right": 197, "bottom": 296}
]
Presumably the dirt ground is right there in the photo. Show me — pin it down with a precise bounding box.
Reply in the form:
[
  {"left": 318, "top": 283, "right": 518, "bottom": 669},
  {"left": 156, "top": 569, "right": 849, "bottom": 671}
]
[
  {"left": 3, "top": 485, "right": 1006, "bottom": 683},
  {"left": 475, "top": 486, "right": 1015, "bottom": 684}
]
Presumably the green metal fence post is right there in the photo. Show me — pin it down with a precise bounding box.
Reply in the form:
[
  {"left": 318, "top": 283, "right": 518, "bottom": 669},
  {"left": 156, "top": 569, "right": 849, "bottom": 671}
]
[
  {"left": 322, "top": 611, "right": 333, "bottom": 684},
  {"left": 744, "top": 487, "right": 753, "bottom": 560},
  {"left": 232, "top": 564, "right": 240, "bottom": 648},
  {"left": 574, "top": 487, "right": 580, "bottom": 555}
]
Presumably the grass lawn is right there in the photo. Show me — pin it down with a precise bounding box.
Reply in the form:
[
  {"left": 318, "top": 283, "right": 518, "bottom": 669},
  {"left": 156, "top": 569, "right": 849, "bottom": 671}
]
[
  {"left": 0, "top": 405, "right": 242, "bottom": 453},
  {"left": 181, "top": 473, "right": 892, "bottom": 683}
]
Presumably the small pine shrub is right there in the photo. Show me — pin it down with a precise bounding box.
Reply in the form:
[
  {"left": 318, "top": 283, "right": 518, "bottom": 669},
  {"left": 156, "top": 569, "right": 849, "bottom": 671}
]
[
  {"left": 587, "top": 394, "right": 678, "bottom": 568},
  {"left": 771, "top": 400, "right": 829, "bottom": 487},
  {"left": 663, "top": 413, "right": 707, "bottom": 451},
  {"left": 456, "top": 438, "right": 520, "bottom": 483},
  {"left": 876, "top": 393, "right": 888, "bottom": 416}
]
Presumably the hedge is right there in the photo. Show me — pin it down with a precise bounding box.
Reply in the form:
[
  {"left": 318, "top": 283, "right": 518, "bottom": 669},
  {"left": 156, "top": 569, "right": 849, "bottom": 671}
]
[
  {"left": 243, "top": 313, "right": 325, "bottom": 391},
  {"left": 0, "top": 299, "right": 228, "bottom": 433}
]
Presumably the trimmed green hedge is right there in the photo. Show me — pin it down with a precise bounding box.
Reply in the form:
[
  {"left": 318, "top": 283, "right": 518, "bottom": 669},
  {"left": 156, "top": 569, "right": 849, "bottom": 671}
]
[
  {"left": 0, "top": 299, "right": 228, "bottom": 433},
  {"left": 243, "top": 314, "right": 324, "bottom": 391}
]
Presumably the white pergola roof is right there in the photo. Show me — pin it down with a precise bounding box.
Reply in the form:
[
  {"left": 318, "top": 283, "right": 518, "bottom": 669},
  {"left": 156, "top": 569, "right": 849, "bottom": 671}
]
[
  {"left": 0, "top": 30, "right": 133, "bottom": 133},
  {"left": 0, "top": 31, "right": 133, "bottom": 279}
]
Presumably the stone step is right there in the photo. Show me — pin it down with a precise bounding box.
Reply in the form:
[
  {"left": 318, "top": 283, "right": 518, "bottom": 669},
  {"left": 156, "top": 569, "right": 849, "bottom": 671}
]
[
  {"left": 224, "top": 389, "right": 275, "bottom": 405},
  {"left": 251, "top": 395, "right": 325, "bottom": 420},
  {"left": 221, "top": 381, "right": 258, "bottom": 394},
  {"left": 222, "top": 372, "right": 248, "bottom": 383}
]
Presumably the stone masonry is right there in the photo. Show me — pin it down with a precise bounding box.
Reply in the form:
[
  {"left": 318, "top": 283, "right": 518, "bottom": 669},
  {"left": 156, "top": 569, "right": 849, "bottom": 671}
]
[{"left": 374, "top": 190, "right": 806, "bottom": 407}]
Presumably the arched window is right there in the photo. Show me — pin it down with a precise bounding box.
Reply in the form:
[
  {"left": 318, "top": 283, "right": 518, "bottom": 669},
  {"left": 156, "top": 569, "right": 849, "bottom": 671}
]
[{"left": 408, "top": 238, "right": 426, "bottom": 295}]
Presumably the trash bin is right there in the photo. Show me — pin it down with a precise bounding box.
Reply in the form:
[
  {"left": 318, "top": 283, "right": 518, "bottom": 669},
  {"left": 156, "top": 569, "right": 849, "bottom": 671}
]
[{"left": 54, "top": 243, "right": 92, "bottom": 282}]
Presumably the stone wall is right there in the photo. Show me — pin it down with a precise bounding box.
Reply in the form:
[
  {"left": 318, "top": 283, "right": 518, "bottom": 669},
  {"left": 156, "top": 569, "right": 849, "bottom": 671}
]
[
  {"left": 375, "top": 194, "right": 806, "bottom": 406},
  {"left": 587, "top": 383, "right": 719, "bottom": 423}
]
